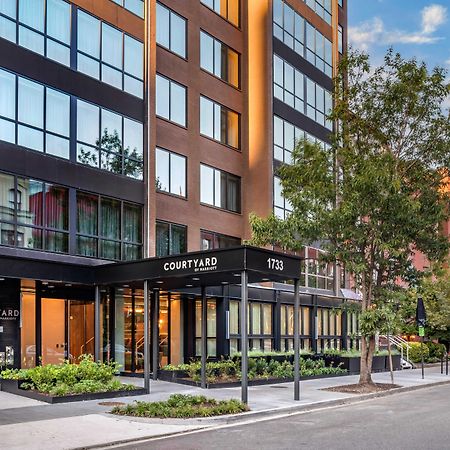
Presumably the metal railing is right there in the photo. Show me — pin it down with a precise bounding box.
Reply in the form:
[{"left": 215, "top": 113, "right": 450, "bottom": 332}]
[{"left": 379, "top": 334, "right": 412, "bottom": 368}]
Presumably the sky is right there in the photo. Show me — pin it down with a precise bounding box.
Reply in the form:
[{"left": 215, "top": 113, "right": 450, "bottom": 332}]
[{"left": 348, "top": 1, "right": 450, "bottom": 72}]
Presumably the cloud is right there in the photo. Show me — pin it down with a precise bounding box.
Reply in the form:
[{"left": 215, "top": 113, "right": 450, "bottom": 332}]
[{"left": 349, "top": 3, "right": 447, "bottom": 50}]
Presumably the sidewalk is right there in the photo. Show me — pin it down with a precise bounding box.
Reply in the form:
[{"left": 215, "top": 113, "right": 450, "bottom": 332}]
[{"left": 1, "top": 366, "right": 449, "bottom": 449}]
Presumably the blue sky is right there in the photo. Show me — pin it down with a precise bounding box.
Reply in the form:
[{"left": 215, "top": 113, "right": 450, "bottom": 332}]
[{"left": 348, "top": 1, "right": 449, "bottom": 71}]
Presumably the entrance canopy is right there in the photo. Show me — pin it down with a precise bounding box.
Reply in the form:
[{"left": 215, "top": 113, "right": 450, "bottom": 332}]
[{"left": 96, "top": 246, "right": 302, "bottom": 288}]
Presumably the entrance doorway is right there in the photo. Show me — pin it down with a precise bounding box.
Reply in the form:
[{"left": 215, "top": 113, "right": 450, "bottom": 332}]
[{"left": 41, "top": 299, "right": 94, "bottom": 365}]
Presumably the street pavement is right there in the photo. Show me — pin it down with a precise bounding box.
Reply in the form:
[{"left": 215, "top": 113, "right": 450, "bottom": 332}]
[
  {"left": 111, "top": 382, "right": 450, "bottom": 450},
  {"left": 0, "top": 366, "right": 449, "bottom": 449}
]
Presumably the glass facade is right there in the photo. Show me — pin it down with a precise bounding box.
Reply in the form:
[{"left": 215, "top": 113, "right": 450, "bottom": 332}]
[
  {"left": 273, "top": 176, "right": 292, "bottom": 220},
  {"left": 274, "top": 54, "right": 332, "bottom": 130},
  {"left": 155, "top": 221, "right": 187, "bottom": 257},
  {"left": 200, "top": 0, "right": 240, "bottom": 27},
  {"left": 200, "top": 30, "right": 240, "bottom": 88},
  {"left": 76, "top": 99, "right": 143, "bottom": 180},
  {"left": 156, "top": 2, "right": 186, "bottom": 58},
  {"left": 200, "top": 96, "right": 240, "bottom": 148},
  {"left": 156, "top": 74, "right": 187, "bottom": 127},
  {"left": 155, "top": 148, "right": 186, "bottom": 197},
  {"left": 273, "top": 0, "right": 332, "bottom": 76},
  {"left": 195, "top": 299, "right": 217, "bottom": 357},
  {"left": 77, "top": 10, "right": 144, "bottom": 98},
  {"left": 280, "top": 304, "right": 311, "bottom": 351},
  {"left": 317, "top": 307, "right": 342, "bottom": 352},
  {"left": 200, "top": 164, "right": 241, "bottom": 213},
  {"left": 110, "top": 0, "right": 144, "bottom": 18},
  {"left": 200, "top": 230, "right": 240, "bottom": 250}
]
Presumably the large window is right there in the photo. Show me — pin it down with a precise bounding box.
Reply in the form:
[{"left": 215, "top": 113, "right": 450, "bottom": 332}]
[
  {"left": 76, "top": 99, "right": 143, "bottom": 180},
  {"left": 300, "top": 246, "right": 334, "bottom": 289},
  {"left": 76, "top": 192, "right": 142, "bottom": 260},
  {"left": 273, "top": 176, "right": 292, "bottom": 220},
  {"left": 195, "top": 299, "right": 217, "bottom": 357},
  {"left": 274, "top": 54, "right": 332, "bottom": 130},
  {"left": 273, "top": 0, "right": 332, "bottom": 77},
  {"left": 280, "top": 304, "right": 311, "bottom": 351},
  {"left": 0, "top": 172, "right": 69, "bottom": 252},
  {"left": 0, "top": 0, "right": 71, "bottom": 66},
  {"left": 200, "top": 31, "right": 240, "bottom": 88},
  {"left": 200, "top": 0, "right": 240, "bottom": 27},
  {"left": 0, "top": 68, "right": 70, "bottom": 159},
  {"left": 317, "top": 307, "right": 342, "bottom": 352},
  {"left": 110, "top": 0, "right": 144, "bottom": 18},
  {"left": 156, "top": 74, "right": 187, "bottom": 127},
  {"left": 305, "top": 0, "right": 332, "bottom": 25},
  {"left": 156, "top": 2, "right": 186, "bottom": 58},
  {"left": 273, "top": 115, "right": 330, "bottom": 164},
  {"left": 201, "top": 230, "right": 240, "bottom": 250},
  {"left": 156, "top": 221, "right": 187, "bottom": 257},
  {"left": 155, "top": 148, "right": 186, "bottom": 197},
  {"left": 200, "top": 164, "right": 241, "bottom": 213},
  {"left": 77, "top": 10, "right": 144, "bottom": 98},
  {"left": 200, "top": 96, "right": 240, "bottom": 148}
]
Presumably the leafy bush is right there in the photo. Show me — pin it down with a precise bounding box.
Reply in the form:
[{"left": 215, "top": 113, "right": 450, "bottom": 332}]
[
  {"left": 426, "top": 342, "right": 446, "bottom": 362},
  {"left": 0, "top": 354, "right": 135, "bottom": 396},
  {"left": 402, "top": 342, "right": 430, "bottom": 363},
  {"left": 111, "top": 394, "right": 249, "bottom": 418}
]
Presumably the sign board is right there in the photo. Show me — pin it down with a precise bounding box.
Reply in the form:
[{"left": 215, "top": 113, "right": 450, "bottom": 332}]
[
  {"left": 418, "top": 326, "right": 425, "bottom": 337},
  {"left": 245, "top": 248, "right": 301, "bottom": 280}
]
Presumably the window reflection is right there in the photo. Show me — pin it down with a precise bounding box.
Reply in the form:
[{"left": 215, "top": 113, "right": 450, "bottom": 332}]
[
  {"left": 156, "top": 221, "right": 187, "bottom": 257},
  {"left": 155, "top": 148, "right": 186, "bottom": 197},
  {"left": 156, "top": 2, "right": 186, "bottom": 58},
  {"left": 156, "top": 74, "right": 187, "bottom": 127}
]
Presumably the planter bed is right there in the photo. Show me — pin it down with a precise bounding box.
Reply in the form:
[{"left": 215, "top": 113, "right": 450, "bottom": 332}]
[
  {"left": 157, "top": 371, "right": 347, "bottom": 389},
  {"left": 0, "top": 379, "right": 147, "bottom": 404}
]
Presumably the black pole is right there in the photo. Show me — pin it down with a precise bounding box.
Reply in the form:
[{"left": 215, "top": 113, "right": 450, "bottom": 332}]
[
  {"left": 201, "top": 286, "right": 207, "bottom": 389},
  {"left": 441, "top": 355, "right": 444, "bottom": 375},
  {"left": 143, "top": 281, "right": 150, "bottom": 393},
  {"left": 293, "top": 279, "right": 300, "bottom": 401},
  {"left": 446, "top": 353, "right": 448, "bottom": 376},
  {"left": 241, "top": 271, "right": 248, "bottom": 404},
  {"left": 421, "top": 335, "right": 424, "bottom": 380},
  {"left": 94, "top": 286, "right": 101, "bottom": 361}
]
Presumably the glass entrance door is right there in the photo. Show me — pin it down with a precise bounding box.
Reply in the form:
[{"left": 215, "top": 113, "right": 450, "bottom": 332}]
[{"left": 41, "top": 299, "right": 94, "bottom": 365}]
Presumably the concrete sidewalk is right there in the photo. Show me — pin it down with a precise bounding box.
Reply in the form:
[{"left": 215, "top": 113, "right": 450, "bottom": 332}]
[{"left": 1, "top": 366, "right": 449, "bottom": 449}]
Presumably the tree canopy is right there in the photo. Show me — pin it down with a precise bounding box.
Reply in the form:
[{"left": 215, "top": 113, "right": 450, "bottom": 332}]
[{"left": 250, "top": 49, "right": 450, "bottom": 384}]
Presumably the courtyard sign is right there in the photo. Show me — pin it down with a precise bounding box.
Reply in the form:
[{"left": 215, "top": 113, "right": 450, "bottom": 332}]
[{"left": 163, "top": 256, "right": 218, "bottom": 273}]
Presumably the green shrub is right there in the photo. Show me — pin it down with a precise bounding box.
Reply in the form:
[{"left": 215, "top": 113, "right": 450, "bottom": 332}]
[
  {"left": 402, "top": 342, "right": 430, "bottom": 363},
  {"left": 426, "top": 342, "right": 446, "bottom": 362},
  {"left": 111, "top": 394, "right": 249, "bottom": 418},
  {"left": 0, "top": 354, "right": 134, "bottom": 396}
]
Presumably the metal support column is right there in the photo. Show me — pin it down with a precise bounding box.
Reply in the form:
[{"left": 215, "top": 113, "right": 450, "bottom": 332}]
[
  {"left": 144, "top": 281, "right": 150, "bottom": 393},
  {"left": 241, "top": 271, "right": 248, "bottom": 404},
  {"left": 201, "top": 286, "right": 207, "bottom": 389},
  {"left": 152, "top": 289, "right": 160, "bottom": 381},
  {"left": 293, "top": 279, "right": 300, "bottom": 401},
  {"left": 94, "top": 285, "right": 101, "bottom": 361}
]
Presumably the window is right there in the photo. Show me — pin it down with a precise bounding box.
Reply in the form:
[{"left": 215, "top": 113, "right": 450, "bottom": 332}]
[
  {"left": 274, "top": 54, "right": 332, "bottom": 130},
  {"left": 338, "top": 0, "right": 343, "bottom": 7},
  {"left": 273, "top": 176, "right": 292, "bottom": 220},
  {"left": 305, "top": 0, "right": 331, "bottom": 24},
  {"left": 300, "top": 246, "right": 334, "bottom": 289},
  {"left": 156, "top": 2, "right": 186, "bottom": 58},
  {"left": 155, "top": 148, "right": 186, "bottom": 197},
  {"left": 156, "top": 221, "right": 187, "bottom": 256},
  {"left": 273, "top": 115, "right": 330, "bottom": 164},
  {"left": 338, "top": 24, "right": 343, "bottom": 54},
  {"left": 77, "top": 10, "right": 144, "bottom": 98},
  {"left": 200, "top": 0, "right": 240, "bottom": 27},
  {"left": 200, "top": 96, "right": 240, "bottom": 148},
  {"left": 0, "top": 68, "right": 70, "bottom": 159},
  {"left": 200, "top": 164, "right": 241, "bottom": 213},
  {"left": 76, "top": 99, "right": 143, "bottom": 179},
  {"left": 201, "top": 230, "right": 240, "bottom": 250},
  {"left": 0, "top": 172, "right": 69, "bottom": 252},
  {"left": 110, "top": 0, "right": 144, "bottom": 18},
  {"left": 280, "top": 304, "right": 311, "bottom": 351},
  {"left": 0, "top": 0, "right": 71, "bottom": 66},
  {"left": 317, "top": 307, "right": 342, "bottom": 352},
  {"left": 273, "top": 0, "right": 332, "bottom": 77},
  {"left": 76, "top": 192, "right": 142, "bottom": 260},
  {"left": 195, "top": 299, "right": 217, "bottom": 356},
  {"left": 200, "top": 31, "right": 240, "bottom": 88},
  {"left": 156, "top": 74, "right": 187, "bottom": 127}
]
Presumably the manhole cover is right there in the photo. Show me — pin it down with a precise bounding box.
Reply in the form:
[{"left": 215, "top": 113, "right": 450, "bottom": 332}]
[
  {"left": 270, "top": 385, "right": 288, "bottom": 389},
  {"left": 98, "top": 401, "right": 126, "bottom": 406}
]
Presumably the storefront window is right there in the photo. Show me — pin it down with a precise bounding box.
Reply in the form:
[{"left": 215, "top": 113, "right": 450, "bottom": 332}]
[
  {"left": 20, "top": 279, "right": 36, "bottom": 368},
  {"left": 195, "top": 299, "right": 217, "bottom": 357}
]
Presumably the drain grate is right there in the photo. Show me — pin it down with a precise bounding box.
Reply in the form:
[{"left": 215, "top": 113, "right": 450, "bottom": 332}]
[{"left": 269, "top": 385, "right": 288, "bottom": 389}]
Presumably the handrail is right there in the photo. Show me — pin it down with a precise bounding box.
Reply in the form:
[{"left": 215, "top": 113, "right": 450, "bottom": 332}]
[
  {"left": 80, "top": 336, "right": 95, "bottom": 355},
  {"left": 380, "top": 334, "right": 411, "bottom": 367}
]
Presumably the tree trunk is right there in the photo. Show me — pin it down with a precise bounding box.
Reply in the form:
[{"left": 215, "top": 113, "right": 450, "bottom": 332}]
[{"left": 359, "top": 336, "right": 376, "bottom": 385}]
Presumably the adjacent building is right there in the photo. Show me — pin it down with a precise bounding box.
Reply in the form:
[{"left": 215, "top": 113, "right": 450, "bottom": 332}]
[{"left": 0, "top": 0, "right": 354, "bottom": 373}]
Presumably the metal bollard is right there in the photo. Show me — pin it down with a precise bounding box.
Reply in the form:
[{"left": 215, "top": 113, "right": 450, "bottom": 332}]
[
  {"left": 446, "top": 354, "right": 449, "bottom": 376},
  {"left": 441, "top": 356, "right": 444, "bottom": 374}
]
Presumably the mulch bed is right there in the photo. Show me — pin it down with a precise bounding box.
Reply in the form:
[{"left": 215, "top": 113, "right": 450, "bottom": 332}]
[{"left": 323, "top": 383, "right": 402, "bottom": 394}]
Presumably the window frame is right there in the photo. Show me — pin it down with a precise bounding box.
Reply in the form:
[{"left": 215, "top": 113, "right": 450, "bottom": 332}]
[
  {"left": 155, "top": 73, "right": 188, "bottom": 128},
  {"left": 156, "top": 1, "right": 187, "bottom": 59},
  {"left": 200, "top": 229, "right": 240, "bottom": 250},
  {"left": 155, "top": 147, "right": 187, "bottom": 198},
  {"left": 200, "top": 0, "right": 241, "bottom": 29}
]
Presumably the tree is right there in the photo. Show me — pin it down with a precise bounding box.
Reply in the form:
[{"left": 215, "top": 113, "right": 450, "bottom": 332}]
[{"left": 249, "top": 49, "right": 450, "bottom": 385}]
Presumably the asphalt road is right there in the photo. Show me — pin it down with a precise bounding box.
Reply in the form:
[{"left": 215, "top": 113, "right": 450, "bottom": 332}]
[{"left": 113, "top": 384, "right": 450, "bottom": 450}]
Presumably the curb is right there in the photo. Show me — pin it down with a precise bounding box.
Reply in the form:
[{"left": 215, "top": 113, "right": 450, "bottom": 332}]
[{"left": 78, "top": 378, "right": 450, "bottom": 450}]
